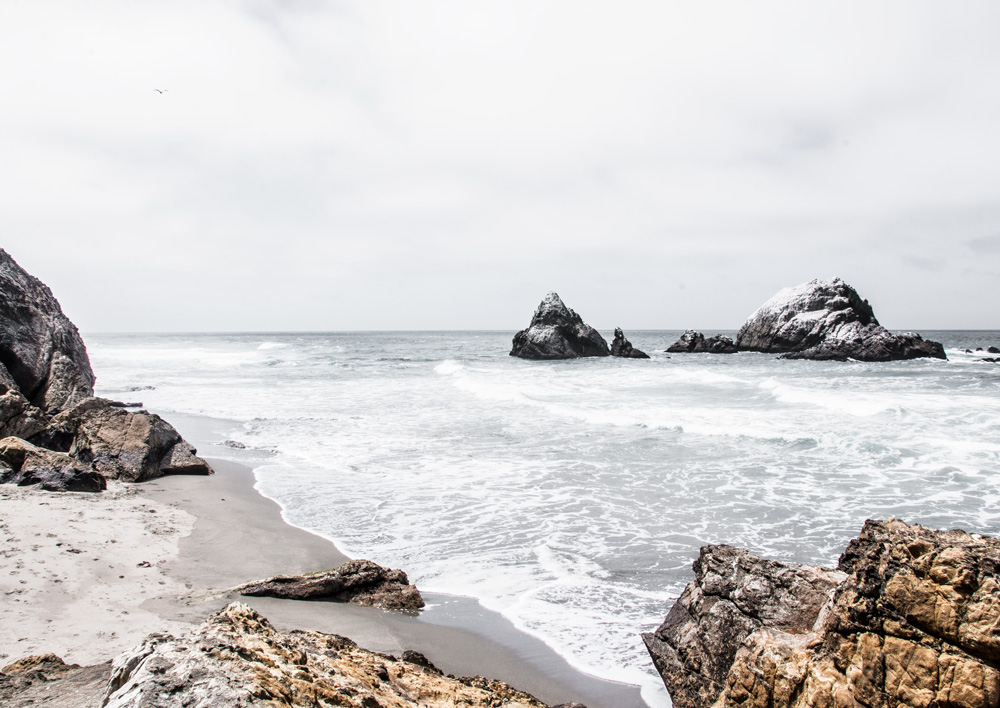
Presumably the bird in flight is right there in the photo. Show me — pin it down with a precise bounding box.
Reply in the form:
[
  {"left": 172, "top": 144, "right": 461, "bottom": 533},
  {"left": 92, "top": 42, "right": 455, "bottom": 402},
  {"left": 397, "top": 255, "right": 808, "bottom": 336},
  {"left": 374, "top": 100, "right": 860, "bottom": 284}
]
[{"left": 154, "top": 89, "right": 168, "bottom": 94}]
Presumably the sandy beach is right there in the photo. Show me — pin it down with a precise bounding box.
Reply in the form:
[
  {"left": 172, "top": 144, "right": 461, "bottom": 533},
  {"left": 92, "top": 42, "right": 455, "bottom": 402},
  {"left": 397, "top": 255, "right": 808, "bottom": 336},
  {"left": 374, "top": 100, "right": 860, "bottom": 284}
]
[{"left": 1, "top": 446, "right": 646, "bottom": 708}]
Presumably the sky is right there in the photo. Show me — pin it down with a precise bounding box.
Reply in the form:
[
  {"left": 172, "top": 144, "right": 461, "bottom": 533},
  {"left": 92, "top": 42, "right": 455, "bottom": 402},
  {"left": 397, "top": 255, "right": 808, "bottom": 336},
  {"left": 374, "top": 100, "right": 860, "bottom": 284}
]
[{"left": 3, "top": 0, "right": 1000, "bottom": 332}]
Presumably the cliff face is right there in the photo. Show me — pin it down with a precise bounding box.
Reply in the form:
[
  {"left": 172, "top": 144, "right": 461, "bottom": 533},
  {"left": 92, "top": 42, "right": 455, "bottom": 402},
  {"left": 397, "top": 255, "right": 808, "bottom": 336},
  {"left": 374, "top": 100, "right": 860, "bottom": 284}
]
[
  {"left": 0, "top": 249, "right": 95, "bottom": 413},
  {"left": 644, "top": 519, "right": 1000, "bottom": 708}
]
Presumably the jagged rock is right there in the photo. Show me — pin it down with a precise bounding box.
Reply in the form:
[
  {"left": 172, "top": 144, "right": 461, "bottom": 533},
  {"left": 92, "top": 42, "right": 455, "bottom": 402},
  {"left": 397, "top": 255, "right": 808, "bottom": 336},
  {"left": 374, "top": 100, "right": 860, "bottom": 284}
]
[
  {"left": 610, "top": 328, "right": 650, "bottom": 359},
  {"left": 0, "top": 436, "right": 105, "bottom": 492},
  {"left": 736, "top": 278, "right": 946, "bottom": 361},
  {"left": 644, "top": 519, "right": 1000, "bottom": 708},
  {"left": 0, "top": 249, "right": 95, "bottom": 413},
  {"left": 102, "top": 602, "right": 548, "bottom": 708},
  {"left": 37, "top": 397, "right": 212, "bottom": 482},
  {"left": 0, "top": 387, "right": 49, "bottom": 439},
  {"left": 237, "top": 559, "right": 425, "bottom": 610},
  {"left": 666, "top": 330, "right": 738, "bottom": 354},
  {"left": 510, "top": 293, "right": 610, "bottom": 360}
]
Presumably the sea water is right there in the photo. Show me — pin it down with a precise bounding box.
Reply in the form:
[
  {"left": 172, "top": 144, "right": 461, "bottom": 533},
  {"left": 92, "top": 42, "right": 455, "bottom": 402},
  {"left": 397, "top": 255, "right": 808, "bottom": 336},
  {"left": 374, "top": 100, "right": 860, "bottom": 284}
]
[{"left": 87, "top": 330, "right": 1000, "bottom": 707}]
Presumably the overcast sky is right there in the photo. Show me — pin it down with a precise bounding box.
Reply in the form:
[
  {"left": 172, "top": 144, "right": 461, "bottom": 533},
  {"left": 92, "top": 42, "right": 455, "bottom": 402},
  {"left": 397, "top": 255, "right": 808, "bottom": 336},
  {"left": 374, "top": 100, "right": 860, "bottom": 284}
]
[{"left": 3, "top": 1, "right": 1000, "bottom": 332}]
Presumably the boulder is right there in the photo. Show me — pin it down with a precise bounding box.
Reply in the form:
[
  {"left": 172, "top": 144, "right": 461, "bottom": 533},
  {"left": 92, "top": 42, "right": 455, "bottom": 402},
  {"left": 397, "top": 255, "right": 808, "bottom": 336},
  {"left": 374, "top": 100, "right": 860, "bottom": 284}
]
[
  {"left": 736, "top": 278, "right": 946, "bottom": 361},
  {"left": 0, "top": 249, "right": 95, "bottom": 413},
  {"left": 510, "top": 293, "right": 610, "bottom": 359},
  {"left": 666, "top": 330, "right": 738, "bottom": 354},
  {"left": 644, "top": 519, "right": 1000, "bottom": 708},
  {"left": 102, "top": 602, "right": 549, "bottom": 708},
  {"left": 0, "top": 436, "right": 105, "bottom": 492},
  {"left": 0, "top": 387, "right": 49, "bottom": 440},
  {"left": 610, "top": 328, "right": 650, "bottom": 359},
  {"left": 38, "top": 397, "right": 212, "bottom": 482},
  {"left": 237, "top": 558, "right": 425, "bottom": 610}
]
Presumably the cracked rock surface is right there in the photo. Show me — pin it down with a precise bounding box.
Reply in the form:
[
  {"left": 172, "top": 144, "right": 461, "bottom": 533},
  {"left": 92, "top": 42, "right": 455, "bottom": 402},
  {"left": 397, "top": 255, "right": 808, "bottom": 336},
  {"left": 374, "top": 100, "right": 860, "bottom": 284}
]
[{"left": 644, "top": 519, "right": 1000, "bottom": 708}]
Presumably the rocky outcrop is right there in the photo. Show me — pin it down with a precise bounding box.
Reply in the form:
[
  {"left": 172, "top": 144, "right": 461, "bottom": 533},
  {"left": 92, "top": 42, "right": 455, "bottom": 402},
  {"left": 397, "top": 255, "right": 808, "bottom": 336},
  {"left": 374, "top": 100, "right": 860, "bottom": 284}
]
[
  {"left": 0, "top": 436, "right": 105, "bottom": 492},
  {"left": 102, "top": 602, "right": 548, "bottom": 708},
  {"left": 610, "top": 328, "right": 650, "bottom": 359},
  {"left": 0, "top": 249, "right": 95, "bottom": 413},
  {"left": 1, "top": 654, "right": 111, "bottom": 708},
  {"left": 510, "top": 293, "right": 610, "bottom": 360},
  {"left": 237, "top": 559, "right": 425, "bottom": 610},
  {"left": 0, "top": 387, "right": 49, "bottom": 440},
  {"left": 736, "top": 278, "right": 946, "bottom": 361},
  {"left": 666, "top": 330, "right": 738, "bottom": 354},
  {"left": 644, "top": 519, "right": 1000, "bottom": 708},
  {"left": 33, "top": 397, "right": 212, "bottom": 482}
]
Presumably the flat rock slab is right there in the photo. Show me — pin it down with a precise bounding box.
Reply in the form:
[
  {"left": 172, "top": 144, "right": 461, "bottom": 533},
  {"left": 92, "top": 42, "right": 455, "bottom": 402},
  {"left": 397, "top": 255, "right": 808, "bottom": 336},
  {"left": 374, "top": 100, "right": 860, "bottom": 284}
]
[{"left": 237, "top": 558, "right": 425, "bottom": 610}]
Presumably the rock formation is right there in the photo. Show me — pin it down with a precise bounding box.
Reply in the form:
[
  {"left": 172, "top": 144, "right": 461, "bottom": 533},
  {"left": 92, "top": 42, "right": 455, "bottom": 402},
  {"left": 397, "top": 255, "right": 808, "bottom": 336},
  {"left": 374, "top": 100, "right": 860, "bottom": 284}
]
[
  {"left": 736, "top": 278, "right": 946, "bottom": 361},
  {"left": 610, "top": 328, "right": 650, "bottom": 359},
  {"left": 31, "top": 397, "right": 211, "bottom": 482},
  {"left": 1, "top": 654, "right": 111, "bottom": 708},
  {"left": 102, "top": 602, "right": 549, "bottom": 708},
  {"left": 237, "top": 559, "right": 425, "bottom": 610},
  {"left": 510, "top": 293, "right": 610, "bottom": 360},
  {"left": 644, "top": 519, "right": 1000, "bottom": 708},
  {"left": 0, "top": 249, "right": 95, "bottom": 413},
  {"left": 666, "top": 330, "right": 738, "bottom": 354},
  {"left": 0, "top": 436, "right": 106, "bottom": 492}
]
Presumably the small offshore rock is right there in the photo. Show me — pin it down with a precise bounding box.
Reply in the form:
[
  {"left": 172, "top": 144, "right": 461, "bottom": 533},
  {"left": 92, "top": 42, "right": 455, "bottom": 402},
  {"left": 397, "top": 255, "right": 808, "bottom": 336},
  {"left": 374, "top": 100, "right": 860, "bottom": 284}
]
[
  {"left": 610, "top": 328, "right": 650, "bottom": 359},
  {"left": 36, "top": 397, "right": 212, "bottom": 482},
  {"left": 666, "top": 330, "right": 738, "bottom": 354},
  {"left": 106, "top": 401, "right": 143, "bottom": 408},
  {"left": 989, "top": 346, "right": 1000, "bottom": 354},
  {"left": 0, "top": 436, "right": 106, "bottom": 492},
  {"left": 221, "top": 439, "right": 247, "bottom": 449},
  {"left": 510, "top": 293, "right": 610, "bottom": 360},
  {"left": 736, "top": 278, "right": 946, "bottom": 361},
  {"left": 102, "top": 602, "right": 548, "bottom": 708},
  {"left": 237, "top": 558, "right": 425, "bottom": 610}
]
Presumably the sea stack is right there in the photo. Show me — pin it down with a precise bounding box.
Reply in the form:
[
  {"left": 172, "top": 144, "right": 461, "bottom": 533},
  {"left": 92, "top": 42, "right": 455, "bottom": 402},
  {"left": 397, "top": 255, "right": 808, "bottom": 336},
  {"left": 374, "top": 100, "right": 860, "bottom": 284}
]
[
  {"left": 610, "top": 328, "right": 650, "bottom": 359},
  {"left": 666, "top": 330, "right": 738, "bottom": 354},
  {"left": 643, "top": 519, "right": 1000, "bottom": 708},
  {"left": 736, "top": 278, "right": 946, "bottom": 361},
  {"left": 510, "top": 292, "right": 610, "bottom": 360}
]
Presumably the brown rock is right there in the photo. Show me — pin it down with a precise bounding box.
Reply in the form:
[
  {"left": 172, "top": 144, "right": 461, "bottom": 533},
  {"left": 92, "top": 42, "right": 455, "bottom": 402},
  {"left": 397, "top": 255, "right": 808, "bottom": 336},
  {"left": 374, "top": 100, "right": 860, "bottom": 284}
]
[
  {"left": 644, "top": 519, "right": 1000, "bottom": 708},
  {"left": 0, "top": 436, "right": 105, "bottom": 492},
  {"left": 102, "top": 602, "right": 548, "bottom": 708},
  {"left": 40, "top": 397, "right": 212, "bottom": 482},
  {"left": 237, "top": 558, "right": 425, "bottom": 610},
  {"left": 0, "top": 387, "right": 49, "bottom": 440}
]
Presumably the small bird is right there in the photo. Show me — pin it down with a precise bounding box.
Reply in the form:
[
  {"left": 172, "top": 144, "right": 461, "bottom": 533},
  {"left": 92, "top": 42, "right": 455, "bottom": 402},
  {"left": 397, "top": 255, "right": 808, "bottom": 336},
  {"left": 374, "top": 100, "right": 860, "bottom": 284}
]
[{"left": 153, "top": 89, "right": 168, "bottom": 94}]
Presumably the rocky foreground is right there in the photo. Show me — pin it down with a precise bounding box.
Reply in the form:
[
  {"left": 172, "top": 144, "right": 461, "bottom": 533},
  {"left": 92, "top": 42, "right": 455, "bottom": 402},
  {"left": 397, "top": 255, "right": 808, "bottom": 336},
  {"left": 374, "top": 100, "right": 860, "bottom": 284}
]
[{"left": 644, "top": 519, "right": 1000, "bottom": 707}]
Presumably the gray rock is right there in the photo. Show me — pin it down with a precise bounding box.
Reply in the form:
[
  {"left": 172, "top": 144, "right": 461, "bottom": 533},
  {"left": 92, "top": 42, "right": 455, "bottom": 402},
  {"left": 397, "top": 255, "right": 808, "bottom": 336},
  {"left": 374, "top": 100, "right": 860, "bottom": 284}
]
[
  {"left": 666, "top": 330, "right": 738, "bottom": 354},
  {"left": 0, "top": 436, "right": 106, "bottom": 492},
  {"left": 0, "top": 654, "right": 111, "bottom": 708},
  {"left": 0, "top": 388, "right": 49, "bottom": 440},
  {"left": 237, "top": 558, "right": 425, "bottom": 610},
  {"left": 736, "top": 278, "right": 946, "bottom": 361},
  {"left": 0, "top": 249, "right": 95, "bottom": 413},
  {"left": 610, "top": 328, "right": 650, "bottom": 359},
  {"left": 39, "top": 397, "right": 212, "bottom": 482},
  {"left": 510, "top": 293, "right": 610, "bottom": 360}
]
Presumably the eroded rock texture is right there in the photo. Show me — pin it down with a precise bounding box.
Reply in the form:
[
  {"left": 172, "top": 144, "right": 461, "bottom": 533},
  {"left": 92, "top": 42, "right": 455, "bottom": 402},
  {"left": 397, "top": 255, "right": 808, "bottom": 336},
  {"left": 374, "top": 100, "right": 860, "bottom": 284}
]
[
  {"left": 39, "top": 397, "right": 212, "bottom": 482},
  {"left": 0, "top": 654, "right": 111, "bottom": 708},
  {"left": 0, "top": 436, "right": 105, "bottom": 492},
  {"left": 102, "top": 602, "right": 548, "bottom": 708},
  {"left": 238, "top": 559, "right": 425, "bottom": 610},
  {"left": 736, "top": 279, "right": 946, "bottom": 361},
  {"left": 510, "top": 293, "right": 610, "bottom": 360},
  {"left": 666, "top": 330, "right": 738, "bottom": 354},
  {"left": 644, "top": 519, "right": 1000, "bottom": 708},
  {"left": 0, "top": 249, "right": 95, "bottom": 413},
  {"left": 610, "top": 328, "right": 650, "bottom": 359}
]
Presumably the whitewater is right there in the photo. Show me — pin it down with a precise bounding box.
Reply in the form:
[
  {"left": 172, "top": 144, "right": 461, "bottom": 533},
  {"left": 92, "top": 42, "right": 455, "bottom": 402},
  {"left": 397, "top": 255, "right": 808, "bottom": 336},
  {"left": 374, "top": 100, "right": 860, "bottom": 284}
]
[{"left": 87, "top": 330, "right": 1000, "bottom": 708}]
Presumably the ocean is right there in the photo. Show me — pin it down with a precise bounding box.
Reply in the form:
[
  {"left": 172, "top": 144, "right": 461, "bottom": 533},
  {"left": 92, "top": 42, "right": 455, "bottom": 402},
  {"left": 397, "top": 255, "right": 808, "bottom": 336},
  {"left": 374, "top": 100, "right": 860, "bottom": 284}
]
[{"left": 87, "top": 330, "right": 1000, "bottom": 707}]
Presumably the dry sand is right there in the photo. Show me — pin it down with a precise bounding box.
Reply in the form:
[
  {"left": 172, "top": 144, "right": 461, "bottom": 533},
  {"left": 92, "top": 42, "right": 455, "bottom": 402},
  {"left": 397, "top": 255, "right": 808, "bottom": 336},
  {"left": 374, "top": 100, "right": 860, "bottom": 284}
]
[{"left": 1, "top": 456, "right": 646, "bottom": 707}]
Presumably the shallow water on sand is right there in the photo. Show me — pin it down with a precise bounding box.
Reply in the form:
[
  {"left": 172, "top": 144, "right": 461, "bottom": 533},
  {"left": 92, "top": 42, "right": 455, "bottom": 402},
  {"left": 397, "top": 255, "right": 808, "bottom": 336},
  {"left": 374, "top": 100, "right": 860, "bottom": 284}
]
[{"left": 89, "top": 330, "right": 1000, "bottom": 707}]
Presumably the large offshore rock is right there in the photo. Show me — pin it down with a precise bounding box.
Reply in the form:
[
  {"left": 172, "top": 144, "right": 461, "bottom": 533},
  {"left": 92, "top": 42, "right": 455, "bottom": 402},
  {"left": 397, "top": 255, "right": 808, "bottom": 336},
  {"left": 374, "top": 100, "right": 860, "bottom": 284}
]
[
  {"left": 510, "top": 293, "right": 610, "bottom": 360},
  {"left": 102, "top": 602, "right": 548, "bottom": 708},
  {"left": 736, "top": 278, "right": 946, "bottom": 361},
  {"left": 0, "top": 249, "right": 95, "bottom": 412},
  {"left": 644, "top": 519, "right": 1000, "bottom": 708},
  {"left": 610, "top": 328, "right": 650, "bottom": 359},
  {"left": 666, "top": 330, "right": 738, "bottom": 354},
  {"left": 40, "top": 397, "right": 212, "bottom": 482},
  {"left": 0, "top": 436, "right": 106, "bottom": 492},
  {"left": 237, "top": 559, "right": 425, "bottom": 610}
]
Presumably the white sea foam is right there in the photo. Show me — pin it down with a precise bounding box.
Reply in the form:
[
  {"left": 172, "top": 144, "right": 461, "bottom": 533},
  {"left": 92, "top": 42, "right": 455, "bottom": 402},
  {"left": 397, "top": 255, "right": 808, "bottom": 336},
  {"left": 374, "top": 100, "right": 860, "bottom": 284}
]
[{"left": 88, "top": 330, "right": 1000, "bottom": 708}]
